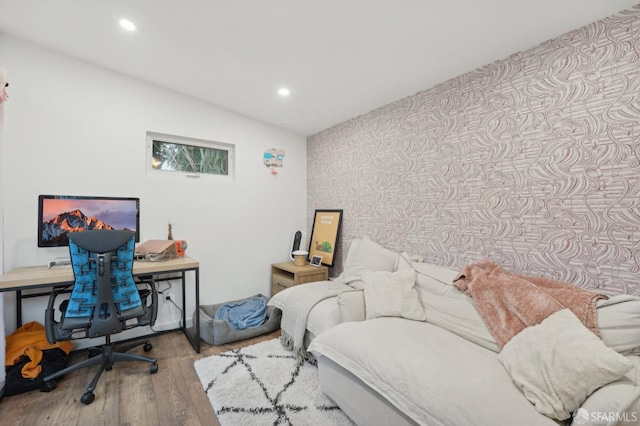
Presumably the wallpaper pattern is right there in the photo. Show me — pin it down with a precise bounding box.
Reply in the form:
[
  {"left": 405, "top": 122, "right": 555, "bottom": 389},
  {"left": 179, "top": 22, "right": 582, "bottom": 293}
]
[{"left": 307, "top": 6, "right": 640, "bottom": 295}]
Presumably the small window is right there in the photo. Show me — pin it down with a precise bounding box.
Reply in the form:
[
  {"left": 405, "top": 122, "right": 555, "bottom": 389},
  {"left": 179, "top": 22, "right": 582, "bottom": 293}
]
[{"left": 146, "top": 132, "right": 234, "bottom": 178}]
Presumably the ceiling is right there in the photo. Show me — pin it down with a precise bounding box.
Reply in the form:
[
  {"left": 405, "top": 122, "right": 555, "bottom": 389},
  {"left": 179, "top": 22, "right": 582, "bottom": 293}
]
[{"left": 0, "top": 1, "right": 638, "bottom": 137}]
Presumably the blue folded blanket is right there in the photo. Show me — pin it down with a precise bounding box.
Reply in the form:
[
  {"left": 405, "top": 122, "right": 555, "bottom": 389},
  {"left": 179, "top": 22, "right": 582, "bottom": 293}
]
[{"left": 214, "top": 296, "right": 267, "bottom": 330}]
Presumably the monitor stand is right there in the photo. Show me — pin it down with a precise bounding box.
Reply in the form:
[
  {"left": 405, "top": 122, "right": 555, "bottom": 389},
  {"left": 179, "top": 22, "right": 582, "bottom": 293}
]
[{"left": 48, "top": 256, "right": 71, "bottom": 268}]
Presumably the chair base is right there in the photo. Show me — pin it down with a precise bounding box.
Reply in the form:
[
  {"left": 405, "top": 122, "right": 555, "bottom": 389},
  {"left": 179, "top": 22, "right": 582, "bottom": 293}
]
[{"left": 42, "top": 338, "right": 158, "bottom": 405}]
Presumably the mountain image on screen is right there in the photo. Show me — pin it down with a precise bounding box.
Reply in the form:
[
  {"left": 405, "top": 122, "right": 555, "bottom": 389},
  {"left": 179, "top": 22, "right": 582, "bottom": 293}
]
[{"left": 41, "top": 209, "right": 119, "bottom": 245}]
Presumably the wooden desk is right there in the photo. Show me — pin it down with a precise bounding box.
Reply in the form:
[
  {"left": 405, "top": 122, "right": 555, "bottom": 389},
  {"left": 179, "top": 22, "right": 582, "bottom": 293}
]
[{"left": 0, "top": 256, "right": 201, "bottom": 353}]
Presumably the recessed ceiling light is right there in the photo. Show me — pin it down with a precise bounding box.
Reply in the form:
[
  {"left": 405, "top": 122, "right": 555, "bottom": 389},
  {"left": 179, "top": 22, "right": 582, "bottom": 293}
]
[
  {"left": 119, "top": 19, "right": 136, "bottom": 32},
  {"left": 278, "top": 88, "right": 290, "bottom": 97}
]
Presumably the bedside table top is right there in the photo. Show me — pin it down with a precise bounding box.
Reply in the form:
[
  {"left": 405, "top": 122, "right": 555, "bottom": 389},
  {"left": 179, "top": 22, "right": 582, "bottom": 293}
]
[{"left": 271, "top": 261, "right": 328, "bottom": 274}]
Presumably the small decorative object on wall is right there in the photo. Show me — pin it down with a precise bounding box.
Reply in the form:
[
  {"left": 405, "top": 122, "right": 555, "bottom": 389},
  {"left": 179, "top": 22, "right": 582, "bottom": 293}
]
[
  {"left": 263, "top": 149, "right": 285, "bottom": 167},
  {"left": 264, "top": 148, "right": 285, "bottom": 177},
  {"left": 0, "top": 66, "right": 8, "bottom": 106},
  {"left": 309, "top": 255, "right": 322, "bottom": 267},
  {"left": 308, "top": 209, "right": 343, "bottom": 267}
]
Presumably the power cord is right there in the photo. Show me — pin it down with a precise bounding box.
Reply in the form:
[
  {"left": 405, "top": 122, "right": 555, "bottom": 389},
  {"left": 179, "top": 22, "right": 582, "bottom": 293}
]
[
  {"left": 156, "top": 281, "right": 173, "bottom": 297},
  {"left": 164, "top": 296, "right": 184, "bottom": 331},
  {"left": 154, "top": 278, "right": 184, "bottom": 332}
]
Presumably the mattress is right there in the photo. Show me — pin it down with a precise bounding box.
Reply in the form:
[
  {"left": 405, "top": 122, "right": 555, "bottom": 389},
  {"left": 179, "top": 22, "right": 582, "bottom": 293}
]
[
  {"left": 309, "top": 318, "right": 564, "bottom": 426},
  {"left": 318, "top": 355, "right": 418, "bottom": 426}
]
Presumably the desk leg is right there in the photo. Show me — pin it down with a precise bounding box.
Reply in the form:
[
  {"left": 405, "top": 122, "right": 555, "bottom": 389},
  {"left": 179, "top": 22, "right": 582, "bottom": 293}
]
[
  {"left": 194, "top": 268, "right": 200, "bottom": 352},
  {"left": 182, "top": 269, "right": 201, "bottom": 353},
  {"left": 181, "top": 271, "right": 187, "bottom": 338},
  {"left": 16, "top": 289, "right": 23, "bottom": 328}
]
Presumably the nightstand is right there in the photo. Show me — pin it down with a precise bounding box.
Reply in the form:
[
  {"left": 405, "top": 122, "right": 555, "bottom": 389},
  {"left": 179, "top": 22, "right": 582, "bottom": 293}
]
[{"left": 271, "top": 262, "right": 329, "bottom": 295}]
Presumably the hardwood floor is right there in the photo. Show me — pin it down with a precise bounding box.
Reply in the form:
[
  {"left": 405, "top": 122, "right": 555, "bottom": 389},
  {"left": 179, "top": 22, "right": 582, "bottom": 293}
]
[{"left": 0, "top": 329, "right": 281, "bottom": 425}]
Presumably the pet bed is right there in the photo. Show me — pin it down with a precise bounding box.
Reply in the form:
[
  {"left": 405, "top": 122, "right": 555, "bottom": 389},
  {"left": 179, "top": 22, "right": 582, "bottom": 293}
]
[{"left": 195, "top": 294, "right": 281, "bottom": 345}]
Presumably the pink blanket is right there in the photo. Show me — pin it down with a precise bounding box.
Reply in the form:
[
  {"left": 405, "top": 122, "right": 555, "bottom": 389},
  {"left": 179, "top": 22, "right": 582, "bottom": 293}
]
[{"left": 453, "top": 260, "right": 608, "bottom": 347}]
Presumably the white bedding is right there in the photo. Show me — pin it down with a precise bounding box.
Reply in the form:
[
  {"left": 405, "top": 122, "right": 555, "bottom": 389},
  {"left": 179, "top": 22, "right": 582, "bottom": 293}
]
[
  {"left": 268, "top": 280, "right": 347, "bottom": 355},
  {"left": 270, "top": 245, "right": 640, "bottom": 425},
  {"left": 309, "top": 318, "right": 564, "bottom": 426},
  {"left": 306, "top": 297, "right": 341, "bottom": 337}
]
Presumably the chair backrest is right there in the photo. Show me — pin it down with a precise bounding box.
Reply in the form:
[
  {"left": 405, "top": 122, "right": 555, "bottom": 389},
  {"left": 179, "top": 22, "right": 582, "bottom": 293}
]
[{"left": 65, "top": 230, "right": 145, "bottom": 338}]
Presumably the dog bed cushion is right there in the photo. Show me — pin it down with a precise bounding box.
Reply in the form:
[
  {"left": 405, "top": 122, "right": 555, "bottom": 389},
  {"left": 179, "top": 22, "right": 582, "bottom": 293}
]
[{"left": 195, "top": 294, "right": 281, "bottom": 345}]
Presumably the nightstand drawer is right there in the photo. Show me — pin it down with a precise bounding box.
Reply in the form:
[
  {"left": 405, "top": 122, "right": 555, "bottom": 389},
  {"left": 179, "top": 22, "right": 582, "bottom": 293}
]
[
  {"left": 272, "top": 273, "right": 294, "bottom": 294},
  {"left": 270, "top": 261, "right": 329, "bottom": 296}
]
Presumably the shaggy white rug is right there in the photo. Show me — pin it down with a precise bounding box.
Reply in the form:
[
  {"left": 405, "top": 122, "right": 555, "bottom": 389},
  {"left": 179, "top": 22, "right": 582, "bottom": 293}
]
[{"left": 194, "top": 338, "right": 354, "bottom": 426}]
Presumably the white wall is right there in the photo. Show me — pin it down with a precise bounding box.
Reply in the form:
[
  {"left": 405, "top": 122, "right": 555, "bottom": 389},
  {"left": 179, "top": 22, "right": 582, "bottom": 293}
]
[
  {"left": 0, "top": 35, "right": 307, "bottom": 336},
  {"left": 0, "top": 65, "right": 6, "bottom": 391}
]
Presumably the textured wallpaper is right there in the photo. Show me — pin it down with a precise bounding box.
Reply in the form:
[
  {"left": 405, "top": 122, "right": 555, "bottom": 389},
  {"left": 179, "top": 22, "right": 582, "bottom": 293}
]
[{"left": 307, "top": 6, "right": 640, "bottom": 296}]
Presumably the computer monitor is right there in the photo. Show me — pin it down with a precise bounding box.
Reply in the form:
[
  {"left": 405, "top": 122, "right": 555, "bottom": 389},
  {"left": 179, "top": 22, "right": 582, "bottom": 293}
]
[{"left": 38, "top": 195, "right": 140, "bottom": 247}]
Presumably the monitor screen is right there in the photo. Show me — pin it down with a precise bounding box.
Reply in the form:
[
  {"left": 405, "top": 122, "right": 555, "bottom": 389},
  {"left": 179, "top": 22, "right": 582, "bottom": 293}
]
[{"left": 38, "top": 195, "right": 140, "bottom": 247}]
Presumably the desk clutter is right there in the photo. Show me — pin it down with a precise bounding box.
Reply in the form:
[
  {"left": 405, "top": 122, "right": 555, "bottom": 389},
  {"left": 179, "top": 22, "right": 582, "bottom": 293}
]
[{"left": 135, "top": 239, "right": 188, "bottom": 261}]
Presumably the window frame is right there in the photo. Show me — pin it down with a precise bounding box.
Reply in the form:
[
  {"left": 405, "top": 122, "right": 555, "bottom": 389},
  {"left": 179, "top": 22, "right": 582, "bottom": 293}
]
[{"left": 146, "top": 131, "right": 235, "bottom": 180}]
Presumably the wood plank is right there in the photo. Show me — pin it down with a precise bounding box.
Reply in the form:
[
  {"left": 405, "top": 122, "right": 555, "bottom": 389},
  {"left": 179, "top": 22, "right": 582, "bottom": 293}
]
[{"left": 0, "top": 330, "right": 280, "bottom": 425}]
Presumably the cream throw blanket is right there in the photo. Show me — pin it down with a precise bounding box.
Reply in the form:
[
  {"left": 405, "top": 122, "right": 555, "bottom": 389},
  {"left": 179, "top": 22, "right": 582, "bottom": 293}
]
[
  {"left": 275, "top": 281, "right": 349, "bottom": 360},
  {"left": 453, "top": 259, "right": 608, "bottom": 347}
]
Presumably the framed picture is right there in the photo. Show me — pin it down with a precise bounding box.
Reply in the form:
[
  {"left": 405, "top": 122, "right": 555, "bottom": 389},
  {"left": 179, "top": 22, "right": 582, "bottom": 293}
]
[
  {"left": 310, "top": 255, "right": 323, "bottom": 267},
  {"left": 308, "top": 209, "right": 343, "bottom": 267}
]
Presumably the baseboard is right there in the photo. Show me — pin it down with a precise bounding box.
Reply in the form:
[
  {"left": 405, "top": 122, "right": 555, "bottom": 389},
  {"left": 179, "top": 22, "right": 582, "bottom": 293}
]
[{"left": 151, "top": 319, "right": 182, "bottom": 332}]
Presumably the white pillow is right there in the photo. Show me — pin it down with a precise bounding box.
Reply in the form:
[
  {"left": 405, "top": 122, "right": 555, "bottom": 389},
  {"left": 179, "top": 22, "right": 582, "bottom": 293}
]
[
  {"left": 413, "top": 261, "right": 459, "bottom": 287},
  {"left": 498, "top": 309, "right": 633, "bottom": 421},
  {"left": 339, "top": 236, "right": 399, "bottom": 289},
  {"left": 575, "top": 355, "right": 640, "bottom": 426},
  {"left": 361, "top": 269, "right": 426, "bottom": 321},
  {"left": 416, "top": 266, "right": 501, "bottom": 353},
  {"left": 337, "top": 289, "right": 365, "bottom": 322},
  {"left": 597, "top": 294, "right": 640, "bottom": 354},
  {"left": 395, "top": 252, "right": 413, "bottom": 272},
  {"left": 342, "top": 238, "right": 361, "bottom": 270}
]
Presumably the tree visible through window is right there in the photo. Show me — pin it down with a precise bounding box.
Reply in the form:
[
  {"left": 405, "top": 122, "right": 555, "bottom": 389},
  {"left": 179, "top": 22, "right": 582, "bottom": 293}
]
[{"left": 147, "top": 132, "right": 233, "bottom": 178}]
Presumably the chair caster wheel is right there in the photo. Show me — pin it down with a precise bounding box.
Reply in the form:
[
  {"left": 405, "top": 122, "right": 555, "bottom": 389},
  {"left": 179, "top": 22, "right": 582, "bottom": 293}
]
[
  {"left": 81, "top": 392, "right": 95, "bottom": 405},
  {"left": 40, "top": 380, "right": 57, "bottom": 392},
  {"left": 150, "top": 363, "right": 158, "bottom": 374},
  {"left": 143, "top": 342, "right": 153, "bottom": 352}
]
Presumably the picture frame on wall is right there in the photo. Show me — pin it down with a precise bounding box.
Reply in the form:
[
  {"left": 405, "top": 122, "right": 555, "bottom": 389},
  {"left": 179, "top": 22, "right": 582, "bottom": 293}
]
[{"left": 308, "top": 209, "right": 343, "bottom": 267}]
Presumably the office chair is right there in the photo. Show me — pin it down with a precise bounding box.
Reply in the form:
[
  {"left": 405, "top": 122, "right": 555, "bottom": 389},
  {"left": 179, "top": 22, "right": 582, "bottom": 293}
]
[{"left": 43, "top": 230, "right": 159, "bottom": 405}]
